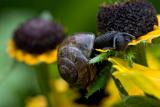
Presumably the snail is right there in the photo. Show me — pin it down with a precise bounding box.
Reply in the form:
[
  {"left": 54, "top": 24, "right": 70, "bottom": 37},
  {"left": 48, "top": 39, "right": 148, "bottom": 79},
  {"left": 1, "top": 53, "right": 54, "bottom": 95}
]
[{"left": 58, "top": 31, "right": 135, "bottom": 88}]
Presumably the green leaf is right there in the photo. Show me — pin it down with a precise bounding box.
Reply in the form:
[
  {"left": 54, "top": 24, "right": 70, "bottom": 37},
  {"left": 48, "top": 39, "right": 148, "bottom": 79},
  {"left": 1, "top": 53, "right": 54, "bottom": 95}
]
[
  {"left": 113, "top": 96, "right": 160, "bottom": 107},
  {"left": 124, "top": 96, "right": 160, "bottom": 107},
  {"left": 112, "top": 102, "right": 126, "bottom": 107},
  {"left": 86, "top": 64, "right": 112, "bottom": 98},
  {"left": 126, "top": 51, "right": 135, "bottom": 67},
  {"left": 128, "top": 43, "right": 148, "bottom": 66},
  {"left": 152, "top": 36, "right": 160, "bottom": 44},
  {"left": 89, "top": 50, "right": 114, "bottom": 64}
]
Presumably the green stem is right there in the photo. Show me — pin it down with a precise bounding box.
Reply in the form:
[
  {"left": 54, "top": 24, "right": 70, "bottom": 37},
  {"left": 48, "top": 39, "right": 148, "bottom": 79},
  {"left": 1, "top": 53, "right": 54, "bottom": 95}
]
[
  {"left": 35, "top": 63, "right": 53, "bottom": 107},
  {"left": 112, "top": 76, "right": 128, "bottom": 99}
]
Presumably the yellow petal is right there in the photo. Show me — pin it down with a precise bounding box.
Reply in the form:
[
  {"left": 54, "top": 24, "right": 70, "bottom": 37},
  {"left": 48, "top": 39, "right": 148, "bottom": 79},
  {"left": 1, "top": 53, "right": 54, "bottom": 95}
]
[
  {"left": 146, "top": 50, "right": 160, "bottom": 70},
  {"left": 7, "top": 40, "right": 58, "bottom": 65},
  {"left": 37, "top": 54, "right": 49, "bottom": 62},
  {"left": 110, "top": 57, "right": 160, "bottom": 99},
  {"left": 128, "top": 15, "right": 160, "bottom": 46},
  {"left": 157, "top": 15, "right": 160, "bottom": 26},
  {"left": 7, "top": 41, "right": 16, "bottom": 58},
  {"left": 24, "top": 54, "right": 39, "bottom": 65},
  {"left": 102, "top": 79, "right": 121, "bottom": 107},
  {"left": 129, "top": 28, "right": 160, "bottom": 45},
  {"left": 113, "top": 71, "right": 144, "bottom": 96},
  {"left": 15, "top": 50, "right": 25, "bottom": 62},
  {"left": 53, "top": 79, "right": 69, "bottom": 93},
  {"left": 95, "top": 49, "right": 110, "bottom": 53},
  {"left": 44, "top": 50, "right": 57, "bottom": 64},
  {"left": 26, "top": 95, "right": 47, "bottom": 107},
  {"left": 109, "top": 57, "right": 149, "bottom": 72}
]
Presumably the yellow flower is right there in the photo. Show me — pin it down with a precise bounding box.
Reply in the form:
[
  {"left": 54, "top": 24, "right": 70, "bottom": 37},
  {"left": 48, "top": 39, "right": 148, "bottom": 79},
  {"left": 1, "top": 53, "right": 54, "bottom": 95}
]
[
  {"left": 25, "top": 95, "right": 47, "bottom": 107},
  {"left": 129, "top": 15, "right": 160, "bottom": 45},
  {"left": 52, "top": 79, "right": 69, "bottom": 93},
  {"left": 95, "top": 15, "right": 160, "bottom": 53},
  {"left": 7, "top": 40, "right": 57, "bottom": 65},
  {"left": 146, "top": 50, "right": 160, "bottom": 70},
  {"left": 95, "top": 49, "right": 110, "bottom": 53},
  {"left": 101, "top": 79, "right": 121, "bottom": 107},
  {"left": 157, "top": 15, "right": 160, "bottom": 26},
  {"left": 146, "top": 44, "right": 160, "bottom": 70},
  {"left": 109, "top": 57, "right": 160, "bottom": 99},
  {"left": 7, "top": 18, "right": 65, "bottom": 65}
]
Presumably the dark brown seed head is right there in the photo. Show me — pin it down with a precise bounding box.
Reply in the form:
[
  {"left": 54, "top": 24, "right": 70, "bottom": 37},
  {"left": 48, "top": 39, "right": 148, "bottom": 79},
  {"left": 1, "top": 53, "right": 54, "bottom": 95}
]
[
  {"left": 13, "top": 18, "right": 65, "bottom": 54},
  {"left": 97, "top": 0, "right": 158, "bottom": 37}
]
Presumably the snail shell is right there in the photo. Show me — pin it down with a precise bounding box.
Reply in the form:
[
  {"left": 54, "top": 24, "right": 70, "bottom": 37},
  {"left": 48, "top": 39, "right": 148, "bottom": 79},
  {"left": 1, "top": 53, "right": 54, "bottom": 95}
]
[{"left": 58, "top": 33, "right": 97, "bottom": 88}]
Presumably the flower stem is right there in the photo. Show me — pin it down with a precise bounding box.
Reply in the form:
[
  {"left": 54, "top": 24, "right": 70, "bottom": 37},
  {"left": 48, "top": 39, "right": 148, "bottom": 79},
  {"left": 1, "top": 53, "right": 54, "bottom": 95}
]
[
  {"left": 35, "top": 63, "right": 53, "bottom": 107},
  {"left": 112, "top": 76, "right": 128, "bottom": 99}
]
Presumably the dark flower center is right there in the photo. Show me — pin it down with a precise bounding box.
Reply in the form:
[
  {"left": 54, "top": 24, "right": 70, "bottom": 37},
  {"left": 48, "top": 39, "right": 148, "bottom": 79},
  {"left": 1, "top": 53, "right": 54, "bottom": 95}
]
[
  {"left": 13, "top": 18, "right": 65, "bottom": 54},
  {"left": 97, "top": 0, "right": 158, "bottom": 37}
]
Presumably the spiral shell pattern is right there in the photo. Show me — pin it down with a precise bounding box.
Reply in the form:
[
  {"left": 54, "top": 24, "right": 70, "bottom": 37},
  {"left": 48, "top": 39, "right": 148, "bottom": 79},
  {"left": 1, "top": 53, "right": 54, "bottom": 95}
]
[{"left": 58, "top": 33, "right": 97, "bottom": 87}]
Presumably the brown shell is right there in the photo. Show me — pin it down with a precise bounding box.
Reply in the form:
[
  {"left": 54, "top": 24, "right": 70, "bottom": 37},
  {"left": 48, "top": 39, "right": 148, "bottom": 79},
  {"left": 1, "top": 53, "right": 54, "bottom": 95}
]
[{"left": 57, "top": 33, "right": 97, "bottom": 88}]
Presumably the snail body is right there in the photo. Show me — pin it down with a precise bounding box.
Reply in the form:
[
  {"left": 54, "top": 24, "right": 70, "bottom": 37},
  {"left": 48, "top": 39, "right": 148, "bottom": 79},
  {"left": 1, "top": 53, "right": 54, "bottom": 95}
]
[
  {"left": 94, "top": 31, "right": 135, "bottom": 50},
  {"left": 58, "top": 31, "right": 135, "bottom": 88}
]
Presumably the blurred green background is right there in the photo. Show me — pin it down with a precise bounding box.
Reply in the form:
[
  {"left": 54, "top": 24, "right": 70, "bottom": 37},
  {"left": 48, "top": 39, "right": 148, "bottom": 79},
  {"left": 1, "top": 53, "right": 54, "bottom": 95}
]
[
  {"left": 0, "top": 0, "right": 160, "bottom": 107},
  {"left": 0, "top": 0, "right": 160, "bottom": 34}
]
